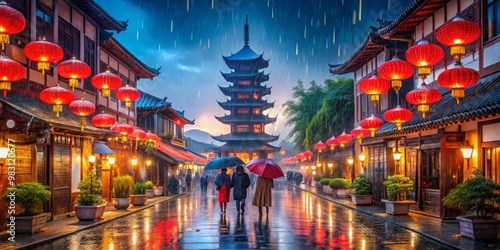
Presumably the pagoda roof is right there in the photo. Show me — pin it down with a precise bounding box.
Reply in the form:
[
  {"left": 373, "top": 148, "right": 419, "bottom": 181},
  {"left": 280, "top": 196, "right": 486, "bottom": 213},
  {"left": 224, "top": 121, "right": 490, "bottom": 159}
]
[
  {"left": 70, "top": 0, "right": 128, "bottom": 32},
  {"left": 220, "top": 71, "right": 270, "bottom": 82},
  {"left": 212, "top": 132, "right": 279, "bottom": 143},
  {"left": 101, "top": 31, "right": 161, "bottom": 79},
  {"left": 218, "top": 85, "right": 271, "bottom": 96},
  {"left": 217, "top": 100, "right": 274, "bottom": 110},
  {"left": 216, "top": 141, "right": 280, "bottom": 152},
  {"left": 136, "top": 90, "right": 171, "bottom": 111},
  {"left": 214, "top": 114, "right": 277, "bottom": 124}
]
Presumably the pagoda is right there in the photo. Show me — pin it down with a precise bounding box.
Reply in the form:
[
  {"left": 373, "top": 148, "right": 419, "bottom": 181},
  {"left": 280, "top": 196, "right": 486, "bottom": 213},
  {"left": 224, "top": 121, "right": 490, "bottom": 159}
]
[{"left": 212, "top": 16, "right": 280, "bottom": 162}]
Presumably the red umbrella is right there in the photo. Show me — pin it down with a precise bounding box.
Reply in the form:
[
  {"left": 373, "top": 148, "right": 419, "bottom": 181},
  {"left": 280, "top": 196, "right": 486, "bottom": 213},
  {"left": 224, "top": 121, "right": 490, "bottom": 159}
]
[{"left": 245, "top": 159, "right": 284, "bottom": 179}]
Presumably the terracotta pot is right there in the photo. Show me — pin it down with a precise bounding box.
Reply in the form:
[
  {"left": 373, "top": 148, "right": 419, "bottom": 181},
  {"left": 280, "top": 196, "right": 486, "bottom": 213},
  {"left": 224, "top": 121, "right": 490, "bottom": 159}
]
[
  {"left": 75, "top": 203, "right": 107, "bottom": 221},
  {"left": 14, "top": 213, "right": 47, "bottom": 233},
  {"left": 332, "top": 188, "right": 351, "bottom": 198},
  {"left": 322, "top": 185, "right": 332, "bottom": 194},
  {"left": 350, "top": 194, "right": 373, "bottom": 206},
  {"left": 146, "top": 189, "right": 155, "bottom": 198},
  {"left": 112, "top": 198, "right": 131, "bottom": 210},
  {"left": 381, "top": 199, "right": 415, "bottom": 215},
  {"left": 154, "top": 186, "right": 163, "bottom": 196},
  {"left": 130, "top": 195, "right": 148, "bottom": 206},
  {"left": 457, "top": 216, "right": 500, "bottom": 240}
]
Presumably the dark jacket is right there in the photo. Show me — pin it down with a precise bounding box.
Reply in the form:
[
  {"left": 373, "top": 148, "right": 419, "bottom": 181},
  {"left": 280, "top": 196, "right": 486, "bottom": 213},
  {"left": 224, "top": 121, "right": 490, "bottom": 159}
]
[
  {"left": 231, "top": 172, "right": 251, "bottom": 200},
  {"left": 215, "top": 173, "right": 231, "bottom": 190}
]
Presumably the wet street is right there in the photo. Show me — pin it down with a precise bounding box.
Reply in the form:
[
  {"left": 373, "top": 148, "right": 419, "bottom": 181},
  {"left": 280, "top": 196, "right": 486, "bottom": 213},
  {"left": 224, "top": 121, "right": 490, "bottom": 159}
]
[{"left": 32, "top": 183, "right": 450, "bottom": 249}]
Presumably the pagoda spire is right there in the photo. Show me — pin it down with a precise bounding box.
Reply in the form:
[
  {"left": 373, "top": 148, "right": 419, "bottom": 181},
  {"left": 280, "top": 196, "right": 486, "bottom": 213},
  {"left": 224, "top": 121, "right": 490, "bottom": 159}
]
[{"left": 244, "top": 15, "right": 249, "bottom": 47}]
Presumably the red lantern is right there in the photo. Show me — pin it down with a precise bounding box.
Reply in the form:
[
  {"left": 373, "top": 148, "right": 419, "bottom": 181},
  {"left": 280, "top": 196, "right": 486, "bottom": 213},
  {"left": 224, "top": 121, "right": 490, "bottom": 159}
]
[
  {"left": 383, "top": 105, "right": 413, "bottom": 131},
  {"left": 40, "top": 85, "right": 75, "bottom": 117},
  {"left": 303, "top": 150, "right": 313, "bottom": 160},
  {"left": 116, "top": 84, "right": 141, "bottom": 108},
  {"left": 359, "top": 75, "right": 390, "bottom": 106},
  {"left": 361, "top": 114, "right": 384, "bottom": 137},
  {"left": 130, "top": 127, "right": 147, "bottom": 141},
  {"left": 436, "top": 15, "right": 481, "bottom": 61},
  {"left": 406, "top": 39, "right": 444, "bottom": 79},
  {"left": 296, "top": 152, "right": 305, "bottom": 161},
  {"left": 437, "top": 62, "right": 479, "bottom": 104},
  {"left": 91, "top": 112, "right": 116, "bottom": 128},
  {"left": 57, "top": 56, "right": 91, "bottom": 91},
  {"left": 326, "top": 136, "right": 339, "bottom": 151},
  {"left": 91, "top": 68, "right": 122, "bottom": 97},
  {"left": 336, "top": 132, "right": 353, "bottom": 149},
  {"left": 24, "top": 36, "right": 63, "bottom": 74},
  {"left": 378, "top": 56, "right": 414, "bottom": 93},
  {"left": 0, "top": 53, "right": 26, "bottom": 97},
  {"left": 69, "top": 97, "right": 96, "bottom": 131},
  {"left": 0, "top": 1, "right": 26, "bottom": 50},
  {"left": 313, "top": 141, "right": 327, "bottom": 153},
  {"left": 406, "top": 83, "right": 441, "bottom": 118},
  {"left": 110, "top": 123, "right": 135, "bottom": 141},
  {"left": 146, "top": 131, "right": 159, "bottom": 142},
  {"left": 350, "top": 125, "right": 370, "bottom": 144}
]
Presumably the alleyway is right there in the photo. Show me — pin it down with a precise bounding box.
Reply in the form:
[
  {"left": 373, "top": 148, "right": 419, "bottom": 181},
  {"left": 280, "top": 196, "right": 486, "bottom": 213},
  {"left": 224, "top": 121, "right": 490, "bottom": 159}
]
[{"left": 32, "top": 183, "right": 449, "bottom": 249}]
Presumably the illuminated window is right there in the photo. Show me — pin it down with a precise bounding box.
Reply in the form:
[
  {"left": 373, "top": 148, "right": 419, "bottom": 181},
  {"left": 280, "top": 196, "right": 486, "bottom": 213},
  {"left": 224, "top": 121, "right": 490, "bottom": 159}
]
[
  {"left": 253, "top": 108, "right": 261, "bottom": 114},
  {"left": 253, "top": 93, "right": 259, "bottom": 99},
  {"left": 238, "top": 80, "right": 250, "bottom": 85},
  {"left": 236, "top": 125, "right": 249, "bottom": 132},
  {"left": 237, "top": 108, "right": 249, "bottom": 114},
  {"left": 253, "top": 124, "right": 262, "bottom": 133},
  {"left": 237, "top": 94, "right": 249, "bottom": 99}
]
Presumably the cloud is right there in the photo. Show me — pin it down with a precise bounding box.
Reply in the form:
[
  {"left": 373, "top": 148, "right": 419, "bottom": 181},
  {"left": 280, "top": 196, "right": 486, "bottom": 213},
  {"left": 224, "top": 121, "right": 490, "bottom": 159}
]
[{"left": 176, "top": 63, "right": 201, "bottom": 73}]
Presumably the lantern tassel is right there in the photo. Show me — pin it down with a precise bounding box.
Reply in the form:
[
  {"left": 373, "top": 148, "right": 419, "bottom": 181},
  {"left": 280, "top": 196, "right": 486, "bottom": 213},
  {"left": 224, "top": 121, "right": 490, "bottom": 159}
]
[{"left": 79, "top": 117, "right": 86, "bottom": 131}]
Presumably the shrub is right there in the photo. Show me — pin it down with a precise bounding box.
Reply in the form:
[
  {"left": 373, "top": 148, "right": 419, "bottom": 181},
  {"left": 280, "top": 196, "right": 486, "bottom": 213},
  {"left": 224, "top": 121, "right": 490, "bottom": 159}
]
[
  {"left": 320, "top": 178, "right": 331, "bottom": 185},
  {"left": 313, "top": 173, "right": 323, "bottom": 181},
  {"left": 132, "top": 182, "right": 147, "bottom": 195},
  {"left": 329, "top": 178, "right": 352, "bottom": 189},
  {"left": 77, "top": 170, "right": 104, "bottom": 206},
  {"left": 443, "top": 169, "right": 500, "bottom": 219},
  {"left": 145, "top": 181, "right": 154, "bottom": 189},
  {"left": 352, "top": 174, "right": 372, "bottom": 195},
  {"left": 112, "top": 175, "right": 134, "bottom": 198},
  {"left": 2, "top": 182, "right": 51, "bottom": 216},
  {"left": 383, "top": 175, "right": 414, "bottom": 201}
]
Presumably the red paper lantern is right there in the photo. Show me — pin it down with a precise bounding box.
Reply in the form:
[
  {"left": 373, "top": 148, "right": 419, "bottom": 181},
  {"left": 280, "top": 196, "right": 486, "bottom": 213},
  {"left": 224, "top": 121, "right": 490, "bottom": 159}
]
[
  {"left": 40, "top": 85, "right": 75, "bottom": 117},
  {"left": 296, "top": 152, "right": 305, "bottom": 161},
  {"left": 359, "top": 75, "right": 390, "bottom": 106},
  {"left": 383, "top": 105, "right": 413, "bottom": 131},
  {"left": 24, "top": 36, "right": 63, "bottom": 74},
  {"left": 326, "top": 136, "right": 339, "bottom": 151},
  {"left": 303, "top": 150, "right": 313, "bottom": 159},
  {"left": 91, "top": 68, "right": 122, "bottom": 97},
  {"left": 350, "top": 125, "right": 370, "bottom": 144},
  {"left": 313, "top": 141, "right": 327, "bottom": 152},
  {"left": 69, "top": 97, "right": 96, "bottom": 130},
  {"left": 406, "top": 39, "right": 444, "bottom": 79},
  {"left": 378, "top": 56, "right": 414, "bottom": 93},
  {"left": 130, "top": 127, "right": 147, "bottom": 141},
  {"left": 110, "top": 123, "right": 135, "bottom": 141},
  {"left": 116, "top": 84, "right": 141, "bottom": 108},
  {"left": 146, "top": 131, "right": 159, "bottom": 143},
  {"left": 360, "top": 114, "right": 384, "bottom": 137},
  {"left": 336, "top": 132, "right": 353, "bottom": 149},
  {"left": 0, "top": 1, "right": 26, "bottom": 50},
  {"left": 406, "top": 84, "right": 441, "bottom": 118},
  {"left": 436, "top": 15, "right": 481, "bottom": 61},
  {"left": 437, "top": 62, "right": 479, "bottom": 104},
  {"left": 91, "top": 112, "right": 116, "bottom": 128},
  {"left": 57, "top": 56, "right": 91, "bottom": 91},
  {"left": 0, "top": 53, "right": 26, "bottom": 97}
]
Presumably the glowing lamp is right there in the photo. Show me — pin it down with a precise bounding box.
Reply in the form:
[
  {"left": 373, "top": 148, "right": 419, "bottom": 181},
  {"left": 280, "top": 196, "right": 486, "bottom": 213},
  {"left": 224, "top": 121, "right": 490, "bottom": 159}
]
[
  {"left": 378, "top": 55, "right": 414, "bottom": 93},
  {"left": 40, "top": 85, "right": 75, "bottom": 117},
  {"left": 405, "top": 83, "right": 441, "bottom": 118},
  {"left": 435, "top": 15, "right": 480, "bottom": 61},
  {"left": 0, "top": 1, "right": 26, "bottom": 50},
  {"left": 393, "top": 150, "right": 402, "bottom": 161},
  {"left": 326, "top": 136, "right": 339, "bottom": 151},
  {"left": 437, "top": 62, "right": 479, "bottom": 104},
  {"left": 131, "top": 156, "right": 138, "bottom": 166},
  {"left": 337, "top": 132, "right": 353, "bottom": 149},
  {"left": 360, "top": 114, "right": 384, "bottom": 137},
  {"left": 313, "top": 141, "right": 327, "bottom": 152},
  {"left": 383, "top": 105, "right": 413, "bottom": 131},
  {"left": 115, "top": 84, "right": 141, "bottom": 108},
  {"left": 405, "top": 39, "right": 444, "bottom": 79},
  {"left": 0, "top": 53, "right": 26, "bottom": 97},
  {"left": 303, "top": 150, "right": 313, "bottom": 160},
  {"left": 24, "top": 36, "right": 63, "bottom": 74},
  {"left": 350, "top": 125, "right": 370, "bottom": 144},
  {"left": 69, "top": 97, "right": 96, "bottom": 130},
  {"left": 88, "top": 155, "right": 96, "bottom": 164},
  {"left": 91, "top": 112, "right": 116, "bottom": 128},
  {"left": 91, "top": 68, "right": 121, "bottom": 97},
  {"left": 57, "top": 56, "right": 91, "bottom": 91},
  {"left": 347, "top": 156, "right": 354, "bottom": 166},
  {"left": 359, "top": 75, "right": 390, "bottom": 106},
  {"left": 107, "top": 155, "right": 116, "bottom": 165}
]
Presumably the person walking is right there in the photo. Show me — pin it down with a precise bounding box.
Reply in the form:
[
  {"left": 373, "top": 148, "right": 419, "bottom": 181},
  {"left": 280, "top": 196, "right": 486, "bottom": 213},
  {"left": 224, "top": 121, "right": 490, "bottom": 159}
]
[
  {"left": 200, "top": 175, "right": 207, "bottom": 194},
  {"left": 252, "top": 176, "right": 274, "bottom": 217},
  {"left": 185, "top": 170, "right": 192, "bottom": 192},
  {"left": 215, "top": 168, "right": 231, "bottom": 213},
  {"left": 230, "top": 165, "right": 251, "bottom": 215}
]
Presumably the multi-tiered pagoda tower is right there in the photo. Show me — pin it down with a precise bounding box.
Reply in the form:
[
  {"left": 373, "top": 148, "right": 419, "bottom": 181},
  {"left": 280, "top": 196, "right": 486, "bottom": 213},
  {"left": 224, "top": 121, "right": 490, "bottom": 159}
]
[{"left": 212, "top": 17, "right": 279, "bottom": 162}]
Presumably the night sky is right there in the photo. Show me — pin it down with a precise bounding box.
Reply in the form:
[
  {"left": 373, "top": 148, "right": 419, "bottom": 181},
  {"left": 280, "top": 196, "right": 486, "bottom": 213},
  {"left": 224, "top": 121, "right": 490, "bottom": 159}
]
[{"left": 95, "top": 0, "right": 410, "bottom": 142}]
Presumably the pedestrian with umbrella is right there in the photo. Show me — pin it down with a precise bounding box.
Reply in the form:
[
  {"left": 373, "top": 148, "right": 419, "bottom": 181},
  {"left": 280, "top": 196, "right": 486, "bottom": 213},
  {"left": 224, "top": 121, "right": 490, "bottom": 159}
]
[
  {"left": 247, "top": 159, "right": 284, "bottom": 217},
  {"left": 215, "top": 168, "right": 231, "bottom": 213},
  {"left": 230, "top": 165, "right": 250, "bottom": 215}
]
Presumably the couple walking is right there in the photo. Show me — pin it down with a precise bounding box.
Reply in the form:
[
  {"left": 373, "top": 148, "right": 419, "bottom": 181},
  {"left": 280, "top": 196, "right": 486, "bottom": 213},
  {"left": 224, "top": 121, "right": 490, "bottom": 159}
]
[{"left": 215, "top": 166, "right": 273, "bottom": 216}]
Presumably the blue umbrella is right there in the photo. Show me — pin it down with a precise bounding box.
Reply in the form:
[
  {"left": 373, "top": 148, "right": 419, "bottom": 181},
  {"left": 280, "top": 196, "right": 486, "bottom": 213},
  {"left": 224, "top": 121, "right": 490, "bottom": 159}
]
[{"left": 204, "top": 156, "right": 244, "bottom": 170}]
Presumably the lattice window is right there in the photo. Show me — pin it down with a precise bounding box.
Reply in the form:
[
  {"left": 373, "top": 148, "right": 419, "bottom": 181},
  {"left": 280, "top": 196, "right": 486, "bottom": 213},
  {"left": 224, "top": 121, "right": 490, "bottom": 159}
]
[
  {"left": 237, "top": 94, "right": 249, "bottom": 99},
  {"left": 237, "top": 108, "right": 249, "bottom": 114},
  {"left": 236, "top": 125, "right": 249, "bottom": 132}
]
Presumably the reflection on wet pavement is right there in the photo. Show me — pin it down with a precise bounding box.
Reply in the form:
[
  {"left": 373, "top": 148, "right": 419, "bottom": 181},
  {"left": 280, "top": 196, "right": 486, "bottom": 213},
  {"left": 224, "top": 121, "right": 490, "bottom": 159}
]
[{"left": 33, "top": 185, "right": 450, "bottom": 249}]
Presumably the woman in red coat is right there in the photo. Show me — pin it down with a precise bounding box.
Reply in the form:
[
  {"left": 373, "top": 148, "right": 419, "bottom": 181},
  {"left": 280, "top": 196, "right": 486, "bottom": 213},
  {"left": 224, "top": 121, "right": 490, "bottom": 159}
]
[{"left": 215, "top": 168, "right": 231, "bottom": 213}]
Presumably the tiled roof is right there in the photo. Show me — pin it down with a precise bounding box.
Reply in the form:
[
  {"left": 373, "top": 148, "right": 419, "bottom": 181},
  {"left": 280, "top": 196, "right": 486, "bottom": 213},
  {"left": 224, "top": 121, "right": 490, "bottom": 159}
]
[
  {"left": 222, "top": 46, "right": 269, "bottom": 69},
  {"left": 221, "top": 71, "right": 270, "bottom": 82},
  {"left": 218, "top": 85, "right": 271, "bottom": 96},
  {"left": 217, "top": 140, "right": 281, "bottom": 152},
  {"left": 157, "top": 141, "right": 208, "bottom": 165},
  {"left": 136, "top": 90, "right": 171, "bottom": 110},
  {"left": 169, "top": 107, "right": 195, "bottom": 125},
  {"left": 217, "top": 99, "right": 274, "bottom": 109},
  {"left": 70, "top": 0, "right": 127, "bottom": 32},
  {"left": 215, "top": 114, "right": 277, "bottom": 124},
  {"left": 212, "top": 132, "right": 279, "bottom": 143}
]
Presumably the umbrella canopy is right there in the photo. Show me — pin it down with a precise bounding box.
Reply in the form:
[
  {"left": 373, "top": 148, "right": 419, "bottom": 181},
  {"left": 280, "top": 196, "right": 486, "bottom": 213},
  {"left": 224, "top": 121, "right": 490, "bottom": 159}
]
[
  {"left": 245, "top": 159, "right": 284, "bottom": 179},
  {"left": 204, "top": 156, "right": 244, "bottom": 170}
]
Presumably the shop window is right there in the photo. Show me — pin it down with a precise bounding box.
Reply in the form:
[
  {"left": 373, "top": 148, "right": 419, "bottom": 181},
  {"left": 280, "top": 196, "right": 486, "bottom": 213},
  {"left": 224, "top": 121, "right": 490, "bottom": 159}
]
[
  {"left": 83, "top": 36, "right": 96, "bottom": 92},
  {"left": 58, "top": 19, "right": 80, "bottom": 60},
  {"left": 237, "top": 108, "right": 249, "bottom": 114},
  {"left": 253, "top": 108, "right": 261, "bottom": 114},
  {"left": 484, "top": 147, "right": 500, "bottom": 184},
  {"left": 253, "top": 124, "right": 261, "bottom": 133},
  {"left": 236, "top": 125, "right": 249, "bottom": 132},
  {"left": 237, "top": 94, "right": 249, "bottom": 99},
  {"left": 486, "top": 0, "right": 500, "bottom": 41}
]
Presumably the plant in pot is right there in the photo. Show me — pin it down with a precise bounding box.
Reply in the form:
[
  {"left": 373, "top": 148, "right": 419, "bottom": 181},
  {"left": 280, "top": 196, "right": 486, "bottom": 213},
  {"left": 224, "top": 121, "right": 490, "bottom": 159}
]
[
  {"left": 2, "top": 182, "right": 50, "bottom": 233},
  {"left": 350, "top": 174, "right": 373, "bottom": 206},
  {"left": 75, "top": 170, "right": 106, "bottom": 221},
  {"left": 112, "top": 175, "right": 134, "bottom": 210},
  {"left": 168, "top": 174, "right": 179, "bottom": 195},
  {"left": 442, "top": 169, "right": 500, "bottom": 240},
  {"left": 313, "top": 173, "right": 323, "bottom": 188},
  {"left": 382, "top": 174, "right": 415, "bottom": 215},
  {"left": 320, "top": 178, "right": 332, "bottom": 194},
  {"left": 130, "top": 182, "right": 148, "bottom": 206},
  {"left": 329, "top": 178, "right": 352, "bottom": 198},
  {"left": 145, "top": 180, "right": 155, "bottom": 198}
]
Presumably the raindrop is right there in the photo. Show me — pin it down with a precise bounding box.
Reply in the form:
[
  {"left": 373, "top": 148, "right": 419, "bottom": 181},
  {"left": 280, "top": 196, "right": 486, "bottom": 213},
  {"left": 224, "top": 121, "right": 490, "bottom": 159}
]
[
  {"left": 208, "top": 38, "right": 210, "bottom": 49},
  {"left": 171, "top": 20, "right": 174, "bottom": 33},
  {"left": 359, "top": 0, "right": 363, "bottom": 21},
  {"left": 338, "top": 45, "right": 341, "bottom": 57},
  {"left": 272, "top": 7, "right": 274, "bottom": 18},
  {"left": 324, "top": 12, "right": 327, "bottom": 26},
  {"left": 295, "top": 43, "right": 299, "bottom": 55},
  {"left": 297, "top": 7, "right": 300, "bottom": 18},
  {"left": 186, "top": 0, "right": 189, "bottom": 12},
  {"left": 332, "top": 28, "right": 336, "bottom": 44},
  {"left": 136, "top": 30, "right": 139, "bottom": 40},
  {"left": 352, "top": 10, "right": 357, "bottom": 25},
  {"left": 158, "top": 43, "right": 161, "bottom": 51},
  {"left": 304, "top": 25, "right": 307, "bottom": 39},
  {"left": 212, "top": 0, "right": 214, "bottom": 9}
]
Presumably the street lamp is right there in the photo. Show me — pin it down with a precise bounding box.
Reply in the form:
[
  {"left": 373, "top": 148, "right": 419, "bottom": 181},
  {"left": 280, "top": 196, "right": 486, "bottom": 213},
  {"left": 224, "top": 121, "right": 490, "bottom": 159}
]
[
  {"left": 146, "top": 159, "right": 152, "bottom": 169},
  {"left": 358, "top": 152, "right": 366, "bottom": 168},
  {"left": 107, "top": 155, "right": 116, "bottom": 166},
  {"left": 347, "top": 156, "right": 354, "bottom": 166},
  {"left": 460, "top": 140, "right": 473, "bottom": 169},
  {"left": 88, "top": 154, "right": 96, "bottom": 169}
]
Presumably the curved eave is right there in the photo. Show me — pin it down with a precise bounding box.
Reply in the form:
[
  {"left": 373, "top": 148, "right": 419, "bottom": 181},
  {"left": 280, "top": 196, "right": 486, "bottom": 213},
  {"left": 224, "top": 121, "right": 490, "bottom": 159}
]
[
  {"left": 212, "top": 133, "right": 279, "bottom": 143},
  {"left": 215, "top": 141, "right": 280, "bottom": 152},
  {"left": 214, "top": 115, "right": 277, "bottom": 124},
  {"left": 217, "top": 100, "right": 275, "bottom": 110},
  {"left": 137, "top": 90, "right": 171, "bottom": 111},
  {"left": 71, "top": 0, "right": 127, "bottom": 32},
  {"left": 220, "top": 71, "right": 270, "bottom": 82},
  {"left": 168, "top": 107, "right": 195, "bottom": 125},
  {"left": 218, "top": 85, "right": 270, "bottom": 96}
]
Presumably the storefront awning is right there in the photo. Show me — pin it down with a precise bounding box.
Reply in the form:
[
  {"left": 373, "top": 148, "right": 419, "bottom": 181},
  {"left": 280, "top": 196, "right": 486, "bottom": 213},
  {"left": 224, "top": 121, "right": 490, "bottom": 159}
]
[{"left": 156, "top": 141, "right": 208, "bottom": 165}]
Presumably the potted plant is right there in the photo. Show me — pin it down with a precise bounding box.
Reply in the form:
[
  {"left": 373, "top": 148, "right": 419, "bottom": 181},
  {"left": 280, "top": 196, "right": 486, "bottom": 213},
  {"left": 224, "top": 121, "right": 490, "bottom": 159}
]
[
  {"left": 382, "top": 175, "right": 415, "bottom": 215},
  {"left": 329, "top": 178, "right": 352, "bottom": 198},
  {"left": 320, "top": 178, "right": 332, "bottom": 194},
  {"left": 112, "top": 175, "right": 133, "bottom": 210},
  {"left": 442, "top": 169, "right": 500, "bottom": 240},
  {"left": 2, "top": 182, "right": 50, "bottom": 233},
  {"left": 350, "top": 174, "right": 373, "bottom": 206},
  {"left": 313, "top": 173, "right": 323, "bottom": 188},
  {"left": 145, "top": 180, "right": 155, "bottom": 198},
  {"left": 75, "top": 170, "right": 107, "bottom": 221},
  {"left": 168, "top": 175, "right": 179, "bottom": 195},
  {"left": 130, "top": 182, "right": 148, "bottom": 206}
]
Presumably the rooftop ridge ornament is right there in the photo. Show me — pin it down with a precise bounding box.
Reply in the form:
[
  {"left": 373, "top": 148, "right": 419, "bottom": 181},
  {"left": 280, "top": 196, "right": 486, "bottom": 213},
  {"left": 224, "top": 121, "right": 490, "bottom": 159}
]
[{"left": 244, "top": 15, "right": 249, "bottom": 47}]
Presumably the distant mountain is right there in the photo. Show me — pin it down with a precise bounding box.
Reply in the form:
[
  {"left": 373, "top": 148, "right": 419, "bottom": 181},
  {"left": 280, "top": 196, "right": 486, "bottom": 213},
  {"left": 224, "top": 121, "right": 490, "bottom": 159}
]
[
  {"left": 185, "top": 129, "right": 223, "bottom": 146},
  {"left": 185, "top": 137, "right": 215, "bottom": 154}
]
